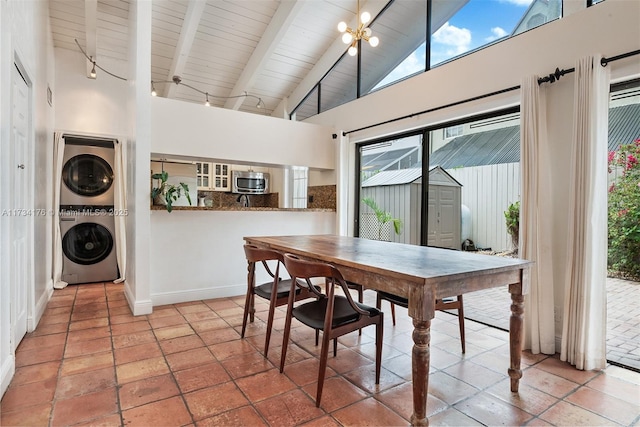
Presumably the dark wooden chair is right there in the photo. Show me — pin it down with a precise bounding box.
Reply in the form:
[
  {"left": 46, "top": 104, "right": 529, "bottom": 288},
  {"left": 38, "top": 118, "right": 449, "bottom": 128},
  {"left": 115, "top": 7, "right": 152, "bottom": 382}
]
[
  {"left": 241, "top": 244, "right": 318, "bottom": 357},
  {"left": 376, "top": 291, "right": 466, "bottom": 353},
  {"left": 346, "top": 282, "right": 364, "bottom": 335},
  {"left": 280, "top": 253, "right": 383, "bottom": 407}
]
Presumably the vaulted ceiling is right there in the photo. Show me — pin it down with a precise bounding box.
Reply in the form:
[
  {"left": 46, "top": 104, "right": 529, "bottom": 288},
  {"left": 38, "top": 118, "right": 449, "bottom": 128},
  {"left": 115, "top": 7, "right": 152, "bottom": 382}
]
[{"left": 48, "top": 0, "right": 393, "bottom": 117}]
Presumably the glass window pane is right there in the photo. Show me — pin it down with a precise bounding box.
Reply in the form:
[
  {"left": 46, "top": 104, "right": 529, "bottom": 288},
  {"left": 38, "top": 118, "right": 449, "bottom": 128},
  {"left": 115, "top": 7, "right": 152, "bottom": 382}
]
[
  {"left": 292, "top": 86, "right": 318, "bottom": 121},
  {"left": 290, "top": 166, "right": 308, "bottom": 209},
  {"left": 361, "top": 0, "right": 427, "bottom": 93},
  {"left": 320, "top": 54, "right": 357, "bottom": 113},
  {"left": 607, "top": 79, "right": 640, "bottom": 282},
  {"left": 428, "top": 112, "right": 520, "bottom": 251},
  {"left": 430, "top": 0, "right": 560, "bottom": 67},
  {"left": 359, "top": 135, "right": 423, "bottom": 244}
]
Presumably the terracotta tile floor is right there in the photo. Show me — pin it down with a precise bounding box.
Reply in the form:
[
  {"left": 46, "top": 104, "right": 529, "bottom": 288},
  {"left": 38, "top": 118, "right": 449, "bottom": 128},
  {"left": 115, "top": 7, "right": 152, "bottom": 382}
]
[{"left": 2, "top": 282, "right": 640, "bottom": 427}]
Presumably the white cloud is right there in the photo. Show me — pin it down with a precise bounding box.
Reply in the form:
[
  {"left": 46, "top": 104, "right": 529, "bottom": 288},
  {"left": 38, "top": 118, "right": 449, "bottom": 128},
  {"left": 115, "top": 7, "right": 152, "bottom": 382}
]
[
  {"left": 375, "top": 49, "right": 425, "bottom": 88},
  {"left": 499, "top": 0, "right": 533, "bottom": 6},
  {"left": 432, "top": 22, "right": 471, "bottom": 55},
  {"left": 485, "top": 26, "right": 508, "bottom": 42}
]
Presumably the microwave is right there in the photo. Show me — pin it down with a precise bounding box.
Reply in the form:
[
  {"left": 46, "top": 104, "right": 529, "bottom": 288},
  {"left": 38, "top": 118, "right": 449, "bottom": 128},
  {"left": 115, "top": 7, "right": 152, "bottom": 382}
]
[{"left": 231, "top": 170, "right": 269, "bottom": 194}]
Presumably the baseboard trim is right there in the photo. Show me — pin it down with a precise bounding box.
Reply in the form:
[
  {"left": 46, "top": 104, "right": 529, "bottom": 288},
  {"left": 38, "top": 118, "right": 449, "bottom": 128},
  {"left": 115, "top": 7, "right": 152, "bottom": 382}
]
[
  {"left": 123, "top": 282, "right": 153, "bottom": 316},
  {"left": 151, "top": 284, "right": 245, "bottom": 307},
  {"left": 31, "top": 282, "right": 54, "bottom": 332},
  {"left": 0, "top": 354, "right": 15, "bottom": 400}
]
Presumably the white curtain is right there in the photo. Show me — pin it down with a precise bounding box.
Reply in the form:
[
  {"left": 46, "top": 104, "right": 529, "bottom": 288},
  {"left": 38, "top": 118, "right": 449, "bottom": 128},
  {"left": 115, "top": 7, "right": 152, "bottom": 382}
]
[
  {"left": 52, "top": 132, "right": 68, "bottom": 289},
  {"left": 520, "top": 76, "right": 556, "bottom": 354},
  {"left": 113, "top": 138, "right": 127, "bottom": 283},
  {"left": 560, "top": 55, "right": 609, "bottom": 370}
]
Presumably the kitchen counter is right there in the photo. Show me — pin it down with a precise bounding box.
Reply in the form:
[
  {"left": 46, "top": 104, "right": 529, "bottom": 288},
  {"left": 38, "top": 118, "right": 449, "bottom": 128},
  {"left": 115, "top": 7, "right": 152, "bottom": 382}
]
[{"left": 150, "top": 205, "right": 335, "bottom": 212}]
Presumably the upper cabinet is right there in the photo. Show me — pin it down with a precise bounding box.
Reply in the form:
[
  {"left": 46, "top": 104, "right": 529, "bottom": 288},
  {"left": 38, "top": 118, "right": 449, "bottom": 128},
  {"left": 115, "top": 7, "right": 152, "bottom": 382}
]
[{"left": 196, "top": 162, "right": 230, "bottom": 191}]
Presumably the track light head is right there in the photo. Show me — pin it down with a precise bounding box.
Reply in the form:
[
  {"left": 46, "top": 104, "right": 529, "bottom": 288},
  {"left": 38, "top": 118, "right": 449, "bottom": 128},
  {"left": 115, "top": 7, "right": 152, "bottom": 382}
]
[{"left": 89, "top": 57, "right": 97, "bottom": 79}]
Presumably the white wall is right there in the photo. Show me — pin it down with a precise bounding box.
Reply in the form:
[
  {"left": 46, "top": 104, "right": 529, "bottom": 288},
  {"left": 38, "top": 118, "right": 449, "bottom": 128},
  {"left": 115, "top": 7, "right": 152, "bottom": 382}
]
[
  {"left": 148, "top": 96, "right": 340, "bottom": 305},
  {"left": 307, "top": 0, "right": 640, "bottom": 350},
  {"left": 54, "top": 48, "right": 128, "bottom": 136},
  {"left": 0, "top": 0, "right": 55, "bottom": 398},
  {"left": 151, "top": 96, "right": 336, "bottom": 170},
  {"left": 124, "top": 0, "right": 153, "bottom": 316},
  {"left": 150, "top": 210, "right": 336, "bottom": 305}
]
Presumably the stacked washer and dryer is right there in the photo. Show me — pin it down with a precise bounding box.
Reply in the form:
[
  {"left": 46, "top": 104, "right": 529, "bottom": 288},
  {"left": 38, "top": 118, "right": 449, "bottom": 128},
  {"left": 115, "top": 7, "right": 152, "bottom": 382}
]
[{"left": 60, "top": 136, "right": 119, "bottom": 284}]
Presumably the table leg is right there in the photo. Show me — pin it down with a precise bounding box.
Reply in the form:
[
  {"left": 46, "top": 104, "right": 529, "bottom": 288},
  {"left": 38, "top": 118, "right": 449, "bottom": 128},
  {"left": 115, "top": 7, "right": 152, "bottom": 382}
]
[
  {"left": 410, "top": 319, "right": 431, "bottom": 426},
  {"left": 508, "top": 288, "right": 524, "bottom": 392}
]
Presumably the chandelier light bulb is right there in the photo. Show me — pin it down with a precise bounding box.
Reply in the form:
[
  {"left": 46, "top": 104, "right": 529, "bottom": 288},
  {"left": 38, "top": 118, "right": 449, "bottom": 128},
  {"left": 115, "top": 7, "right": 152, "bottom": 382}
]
[
  {"left": 336, "top": 2, "right": 380, "bottom": 57},
  {"left": 151, "top": 88, "right": 157, "bottom": 96}
]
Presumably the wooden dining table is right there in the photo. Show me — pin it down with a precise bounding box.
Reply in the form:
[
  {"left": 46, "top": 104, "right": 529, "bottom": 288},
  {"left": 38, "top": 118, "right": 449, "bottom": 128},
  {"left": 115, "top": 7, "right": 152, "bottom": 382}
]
[{"left": 243, "top": 234, "right": 532, "bottom": 426}]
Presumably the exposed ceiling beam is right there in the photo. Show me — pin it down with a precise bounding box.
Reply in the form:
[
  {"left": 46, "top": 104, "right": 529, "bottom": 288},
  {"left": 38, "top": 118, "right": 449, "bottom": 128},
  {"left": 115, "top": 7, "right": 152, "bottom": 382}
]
[
  {"left": 84, "top": 0, "right": 97, "bottom": 78},
  {"left": 224, "top": 0, "right": 304, "bottom": 111},
  {"left": 164, "top": 0, "right": 206, "bottom": 98}
]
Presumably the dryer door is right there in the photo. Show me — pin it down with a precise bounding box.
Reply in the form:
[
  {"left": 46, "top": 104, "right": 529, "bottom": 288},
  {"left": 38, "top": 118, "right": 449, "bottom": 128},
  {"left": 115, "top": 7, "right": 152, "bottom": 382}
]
[
  {"left": 62, "top": 154, "right": 114, "bottom": 199},
  {"left": 62, "top": 221, "right": 114, "bottom": 265}
]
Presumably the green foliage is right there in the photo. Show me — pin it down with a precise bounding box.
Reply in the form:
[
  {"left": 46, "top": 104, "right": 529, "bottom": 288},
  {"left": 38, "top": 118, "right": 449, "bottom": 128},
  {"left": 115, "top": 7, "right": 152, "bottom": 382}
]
[
  {"left": 504, "top": 201, "right": 520, "bottom": 252},
  {"left": 608, "top": 139, "right": 640, "bottom": 280},
  {"left": 362, "top": 197, "right": 402, "bottom": 240},
  {"left": 151, "top": 171, "right": 192, "bottom": 213}
]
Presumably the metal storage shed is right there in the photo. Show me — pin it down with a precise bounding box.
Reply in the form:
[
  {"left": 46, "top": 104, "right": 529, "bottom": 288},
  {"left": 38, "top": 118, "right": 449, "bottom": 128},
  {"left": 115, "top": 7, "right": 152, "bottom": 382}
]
[{"left": 360, "top": 165, "right": 462, "bottom": 249}]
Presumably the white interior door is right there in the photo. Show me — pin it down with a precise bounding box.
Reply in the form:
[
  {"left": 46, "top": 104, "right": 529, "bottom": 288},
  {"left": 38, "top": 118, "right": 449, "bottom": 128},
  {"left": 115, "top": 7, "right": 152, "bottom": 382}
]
[{"left": 10, "top": 63, "right": 31, "bottom": 349}]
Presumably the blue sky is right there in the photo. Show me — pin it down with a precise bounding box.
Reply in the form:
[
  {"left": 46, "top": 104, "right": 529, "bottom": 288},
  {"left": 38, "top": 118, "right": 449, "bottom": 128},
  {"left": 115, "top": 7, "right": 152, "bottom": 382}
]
[{"left": 376, "top": 0, "right": 534, "bottom": 87}]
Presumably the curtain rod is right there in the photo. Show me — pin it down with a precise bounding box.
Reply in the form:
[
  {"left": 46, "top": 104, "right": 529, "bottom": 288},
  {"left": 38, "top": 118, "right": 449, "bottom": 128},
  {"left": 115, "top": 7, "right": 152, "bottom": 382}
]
[
  {"left": 343, "top": 49, "right": 640, "bottom": 136},
  {"left": 537, "top": 49, "right": 640, "bottom": 85},
  {"left": 343, "top": 85, "right": 520, "bottom": 136}
]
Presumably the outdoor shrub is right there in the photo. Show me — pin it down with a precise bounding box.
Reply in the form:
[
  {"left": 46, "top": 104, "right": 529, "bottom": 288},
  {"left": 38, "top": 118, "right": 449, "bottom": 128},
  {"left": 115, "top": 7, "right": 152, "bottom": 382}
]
[
  {"left": 504, "top": 201, "right": 520, "bottom": 253},
  {"left": 608, "top": 139, "right": 640, "bottom": 280}
]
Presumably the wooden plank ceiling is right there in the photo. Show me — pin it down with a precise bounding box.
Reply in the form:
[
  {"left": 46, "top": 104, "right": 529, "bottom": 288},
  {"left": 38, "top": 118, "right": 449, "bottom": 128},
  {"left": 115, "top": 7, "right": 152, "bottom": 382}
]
[{"left": 47, "top": 0, "right": 426, "bottom": 117}]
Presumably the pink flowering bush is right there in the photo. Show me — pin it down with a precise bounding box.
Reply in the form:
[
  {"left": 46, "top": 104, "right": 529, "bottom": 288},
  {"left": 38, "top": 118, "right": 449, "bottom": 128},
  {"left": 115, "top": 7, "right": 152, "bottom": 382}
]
[{"left": 608, "top": 139, "right": 640, "bottom": 280}]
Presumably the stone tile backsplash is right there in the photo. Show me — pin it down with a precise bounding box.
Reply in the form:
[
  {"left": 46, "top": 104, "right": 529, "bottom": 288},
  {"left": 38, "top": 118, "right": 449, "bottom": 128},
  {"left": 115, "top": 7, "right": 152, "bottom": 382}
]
[
  {"left": 307, "top": 185, "right": 336, "bottom": 209},
  {"left": 196, "top": 185, "right": 335, "bottom": 209}
]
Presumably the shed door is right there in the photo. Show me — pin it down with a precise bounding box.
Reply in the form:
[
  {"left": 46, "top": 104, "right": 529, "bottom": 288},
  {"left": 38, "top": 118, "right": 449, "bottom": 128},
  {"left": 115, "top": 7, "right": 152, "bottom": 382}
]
[{"left": 427, "top": 185, "right": 460, "bottom": 249}]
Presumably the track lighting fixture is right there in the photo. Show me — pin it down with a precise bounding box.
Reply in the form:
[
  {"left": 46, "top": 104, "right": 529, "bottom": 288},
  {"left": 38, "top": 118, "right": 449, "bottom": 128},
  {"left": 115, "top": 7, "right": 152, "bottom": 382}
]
[
  {"left": 74, "top": 39, "right": 264, "bottom": 111},
  {"left": 75, "top": 39, "right": 126, "bottom": 81},
  {"left": 150, "top": 75, "right": 265, "bottom": 111},
  {"left": 89, "top": 58, "right": 97, "bottom": 79}
]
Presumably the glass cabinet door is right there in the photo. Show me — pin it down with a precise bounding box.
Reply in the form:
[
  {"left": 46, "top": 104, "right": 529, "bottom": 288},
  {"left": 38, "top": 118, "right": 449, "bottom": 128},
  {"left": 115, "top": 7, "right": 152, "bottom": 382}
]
[{"left": 214, "top": 164, "right": 230, "bottom": 191}]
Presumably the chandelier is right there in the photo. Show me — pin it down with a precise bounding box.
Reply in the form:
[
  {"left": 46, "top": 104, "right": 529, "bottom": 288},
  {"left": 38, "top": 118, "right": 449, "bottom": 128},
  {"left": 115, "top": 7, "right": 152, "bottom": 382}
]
[{"left": 337, "top": 0, "right": 379, "bottom": 56}]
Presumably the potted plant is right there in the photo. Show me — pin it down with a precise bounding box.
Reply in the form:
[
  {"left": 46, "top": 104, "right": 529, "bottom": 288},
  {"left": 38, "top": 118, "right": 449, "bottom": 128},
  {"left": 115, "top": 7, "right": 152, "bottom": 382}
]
[
  {"left": 362, "top": 197, "right": 402, "bottom": 241},
  {"left": 504, "top": 200, "right": 519, "bottom": 253},
  {"left": 151, "top": 170, "right": 192, "bottom": 212}
]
